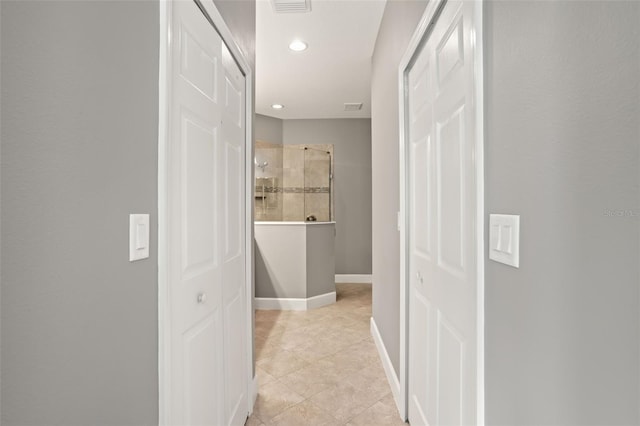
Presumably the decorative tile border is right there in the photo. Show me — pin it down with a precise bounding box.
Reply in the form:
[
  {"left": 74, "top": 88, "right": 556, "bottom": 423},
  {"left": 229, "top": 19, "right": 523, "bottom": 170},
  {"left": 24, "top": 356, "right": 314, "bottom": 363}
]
[{"left": 255, "top": 186, "right": 330, "bottom": 194}]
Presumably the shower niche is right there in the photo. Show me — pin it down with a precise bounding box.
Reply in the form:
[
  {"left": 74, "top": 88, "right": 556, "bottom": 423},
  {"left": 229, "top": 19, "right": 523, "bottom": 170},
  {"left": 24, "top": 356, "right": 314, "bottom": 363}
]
[{"left": 254, "top": 140, "right": 334, "bottom": 222}]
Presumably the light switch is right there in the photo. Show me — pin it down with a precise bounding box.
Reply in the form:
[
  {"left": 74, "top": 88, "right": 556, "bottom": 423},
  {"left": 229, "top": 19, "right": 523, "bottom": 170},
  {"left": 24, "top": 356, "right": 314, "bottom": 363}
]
[
  {"left": 129, "top": 214, "right": 150, "bottom": 261},
  {"left": 136, "top": 223, "right": 146, "bottom": 250},
  {"left": 489, "top": 214, "right": 520, "bottom": 268}
]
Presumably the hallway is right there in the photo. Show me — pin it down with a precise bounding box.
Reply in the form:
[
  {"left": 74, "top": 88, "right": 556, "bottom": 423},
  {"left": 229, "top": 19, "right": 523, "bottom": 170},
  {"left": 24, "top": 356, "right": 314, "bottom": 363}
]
[{"left": 246, "top": 284, "right": 404, "bottom": 426}]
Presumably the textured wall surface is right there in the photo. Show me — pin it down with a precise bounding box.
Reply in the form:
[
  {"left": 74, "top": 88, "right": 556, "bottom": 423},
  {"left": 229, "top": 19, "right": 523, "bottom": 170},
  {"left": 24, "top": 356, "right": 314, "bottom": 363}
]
[
  {"left": 1, "top": 1, "right": 159, "bottom": 424},
  {"left": 370, "top": 0, "right": 428, "bottom": 375},
  {"left": 484, "top": 1, "right": 640, "bottom": 424}
]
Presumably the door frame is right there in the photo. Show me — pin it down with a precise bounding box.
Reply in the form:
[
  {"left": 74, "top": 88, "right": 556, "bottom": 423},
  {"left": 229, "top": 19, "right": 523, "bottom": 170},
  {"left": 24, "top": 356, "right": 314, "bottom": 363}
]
[
  {"left": 157, "top": 0, "right": 255, "bottom": 424},
  {"left": 397, "top": 0, "right": 485, "bottom": 422}
]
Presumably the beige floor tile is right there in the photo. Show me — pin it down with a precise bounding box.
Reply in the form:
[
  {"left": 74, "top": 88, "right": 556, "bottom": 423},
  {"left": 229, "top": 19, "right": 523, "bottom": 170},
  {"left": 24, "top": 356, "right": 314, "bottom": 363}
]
[
  {"left": 316, "top": 346, "right": 378, "bottom": 375},
  {"left": 268, "top": 327, "right": 321, "bottom": 351},
  {"left": 255, "top": 321, "right": 287, "bottom": 339},
  {"left": 343, "top": 367, "right": 391, "bottom": 401},
  {"left": 252, "top": 284, "right": 394, "bottom": 426},
  {"left": 256, "top": 365, "right": 277, "bottom": 386},
  {"left": 301, "top": 308, "right": 331, "bottom": 322},
  {"left": 335, "top": 340, "right": 381, "bottom": 365},
  {"left": 308, "top": 381, "right": 383, "bottom": 423},
  {"left": 341, "top": 316, "right": 371, "bottom": 332},
  {"left": 277, "top": 365, "right": 341, "bottom": 399},
  {"left": 256, "top": 349, "right": 309, "bottom": 378},
  {"left": 288, "top": 334, "right": 355, "bottom": 362},
  {"left": 255, "top": 335, "right": 270, "bottom": 351},
  {"left": 267, "top": 400, "right": 339, "bottom": 426},
  {"left": 245, "top": 413, "right": 265, "bottom": 426},
  {"left": 255, "top": 337, "right": 282, "bottom": 361},
  {"left": 347, "top": 394, "right": 405, "bottom": 425},
  {"left": 279, "top": 312, "right": 314, "bottom": 329},
  {"left": 255, "top": 310, "right": 291, "bottom": 322},
  {"left": 328, "top": 327, "right": 369, "bottom": 346},
  {"left": 253, "top": 380, "right": 305, "bottom": 422},
  {"left": 323, "top": 312, "right": 358, "bottom": 326}
]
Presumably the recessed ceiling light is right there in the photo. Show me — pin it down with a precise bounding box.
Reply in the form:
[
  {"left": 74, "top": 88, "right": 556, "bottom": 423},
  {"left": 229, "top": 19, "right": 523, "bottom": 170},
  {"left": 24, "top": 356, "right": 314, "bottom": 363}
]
[
  {"left": 271, "top": 104, "right": 285, "bottom": 110},
  {"left": 288, "top": 40, "right": 308, "bottom": 52}
]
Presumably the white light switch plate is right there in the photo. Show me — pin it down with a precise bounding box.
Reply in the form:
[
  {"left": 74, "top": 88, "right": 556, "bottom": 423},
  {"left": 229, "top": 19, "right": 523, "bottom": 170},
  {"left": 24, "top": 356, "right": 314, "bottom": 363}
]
[
  {"left": 129, "top": 214, "right": 150, "bottom": 261},
  {"left": 489, "top": 214, "right": 520, "bottom": 268}
]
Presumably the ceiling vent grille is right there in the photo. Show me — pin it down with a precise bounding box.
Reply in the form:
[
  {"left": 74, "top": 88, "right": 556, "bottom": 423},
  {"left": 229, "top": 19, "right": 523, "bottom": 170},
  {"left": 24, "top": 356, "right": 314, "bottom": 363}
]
[
  {"left": 344, "top": 103, "right": 363, "bottom": 111},
  {"left": 271, "top": 0, "right": 311, "bottom": 13}
]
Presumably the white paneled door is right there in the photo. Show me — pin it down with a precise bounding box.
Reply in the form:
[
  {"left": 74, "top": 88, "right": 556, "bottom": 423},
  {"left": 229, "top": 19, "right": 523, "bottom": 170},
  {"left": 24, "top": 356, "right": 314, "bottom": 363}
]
[
  {"left": 406, "top": 1, "right": 481, "bottom": 425},
  {"left": 168, "top": 1, "right": 247, "bottom": 424}
]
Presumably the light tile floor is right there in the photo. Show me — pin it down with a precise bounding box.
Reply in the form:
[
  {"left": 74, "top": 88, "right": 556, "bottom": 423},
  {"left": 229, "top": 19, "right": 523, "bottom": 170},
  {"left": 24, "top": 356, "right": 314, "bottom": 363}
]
[{"left": 246, "top": 283, "right": 406, "bottom": 426}]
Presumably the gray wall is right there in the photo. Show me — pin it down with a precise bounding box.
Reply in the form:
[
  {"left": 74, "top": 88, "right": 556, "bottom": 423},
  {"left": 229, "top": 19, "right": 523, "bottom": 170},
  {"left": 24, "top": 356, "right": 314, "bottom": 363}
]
[
  {"left": 0, "top": 0, "right": 256, "bottom": 424},
  {"left": 256, "top": 113, "right": 284, "bottom": 144},
  {"left": 1, "top": 1, "right": 159, "bottom": 425},
  {"left": 255, "top": 225, "right": 309, "bottom": 299},
  {"left": 306, "top": 224, "right": 337, "bottom": 297},
  {"left": 212, "top": 0, "right": 256, "bottom": 73},
  {"left": 484, "top": 1, "right": 640, "bottom": 424},
  {"left": 283, "top": 119, "right": 372, "bottom": 275},
  {"left": 370, "top": 0, "right": 428, "bottom": 376},
  {"left": 255, "top": 223, "right": 335, "bottom": 299},
  {"left": 372, "top": 4, "right": 640, "bottom": 424}
]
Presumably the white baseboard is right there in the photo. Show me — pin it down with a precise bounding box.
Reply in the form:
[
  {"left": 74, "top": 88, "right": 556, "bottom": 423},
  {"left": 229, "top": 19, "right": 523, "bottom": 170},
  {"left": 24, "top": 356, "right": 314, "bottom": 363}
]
[
  {"left": 370, "top": 317, "right": 402, "bottom": 417},
  {"left": 255, "top": 297, "right": 306, "bottom": 310},
  {"left": 335, "top": 274, "right": 372, "bottom": 284},
  {"left": 307, "top": 291, "right": 337, "bottom": 309},
  {"left": 255, "top": 291, "right": 336, "bottom": 311}
]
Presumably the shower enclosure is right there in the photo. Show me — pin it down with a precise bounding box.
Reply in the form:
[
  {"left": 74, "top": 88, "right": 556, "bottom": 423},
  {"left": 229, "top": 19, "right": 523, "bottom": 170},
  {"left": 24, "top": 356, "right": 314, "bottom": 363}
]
[
  {"left": 254, "top": 141, "right": 333, "bottom": 222},
  {"left": 254, "top": 140, "right": 336, "bottom": 310}
]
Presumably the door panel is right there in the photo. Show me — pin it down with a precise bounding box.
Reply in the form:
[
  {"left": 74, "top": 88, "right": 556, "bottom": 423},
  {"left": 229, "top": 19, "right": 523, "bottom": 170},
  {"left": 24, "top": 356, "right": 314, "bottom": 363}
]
[
  {"left": 409, "top": 290, "right": 432, "bottom": 426},
  {"left": 220, "top": 42, "right": 248, "bottom": 426},
  {"left": 169, "top": 2, "right": 247, "bottom": 425},
  {"left": 435, "top": 13, "right": 464, "bottom": 87},
  {"left": 224, "top": 141, "right": 242, "bottom": 261},
  {"left": 224, "top": 290, "right": 246, "bottom": 425},
  {"left": 437, "top": 313, "right": 464, "bottom": 426},
  {"left": 180, "top": 26, "right": 218, "bottom": 101},
  {"left": 183, "top": 312, "right": 224, "bottom": 425},
  {"left": 437, "top": 104, "right": 465, "bottom": 275},
  {"left": 182, "top": 114, "right": 218, "bottom": 274},
  {"left": 407, "top": 1, "right": 479, "bottom": 425}
]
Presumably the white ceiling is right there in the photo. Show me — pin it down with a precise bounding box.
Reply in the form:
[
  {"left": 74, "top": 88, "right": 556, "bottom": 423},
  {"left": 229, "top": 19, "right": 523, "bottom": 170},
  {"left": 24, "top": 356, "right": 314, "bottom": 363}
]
[{"left": 256, "top": 0, "right": 387, "bottom": 120}]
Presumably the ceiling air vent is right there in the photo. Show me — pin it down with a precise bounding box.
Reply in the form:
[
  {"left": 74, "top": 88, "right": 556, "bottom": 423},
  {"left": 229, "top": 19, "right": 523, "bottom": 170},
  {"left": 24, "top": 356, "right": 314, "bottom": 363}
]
[
  {"left": 344, "top": 103, "right": 363, "bottom": 112},
  {"left": 271, "top": 0, "right": 311, "bottom": 13}
]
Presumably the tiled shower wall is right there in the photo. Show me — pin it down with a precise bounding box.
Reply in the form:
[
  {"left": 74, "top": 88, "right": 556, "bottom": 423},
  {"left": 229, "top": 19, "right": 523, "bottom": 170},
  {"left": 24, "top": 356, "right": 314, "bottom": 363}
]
[
  {"left": 255, "top": 140, "right": 283, "bottom": 221},
  {"left": 255, "top": 140, "right": 333, "bottom": 222},
  {"left": 301, "top": 147, "right": 331, "bottom": 222}
]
